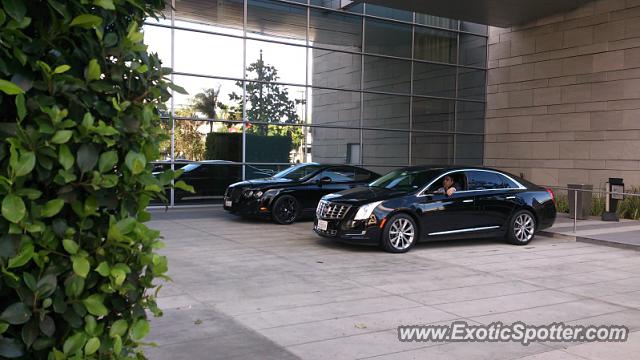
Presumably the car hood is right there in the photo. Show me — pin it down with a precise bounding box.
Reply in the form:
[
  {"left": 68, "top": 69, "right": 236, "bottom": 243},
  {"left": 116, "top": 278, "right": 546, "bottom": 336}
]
[
  {"left": 228, "top": 177, "right": 298, "bottom": 189},
  {"left": 323, "top": 187, "right": 409, "bottom": 206}
]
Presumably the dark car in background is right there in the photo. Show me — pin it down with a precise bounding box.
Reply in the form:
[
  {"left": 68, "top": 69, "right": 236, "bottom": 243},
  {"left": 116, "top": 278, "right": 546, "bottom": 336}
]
[
  {"left": 314, "top": 166, "right": 556, "bottom": 253},
  {"left": 223, "top": 163, "right": 380, "bottom": 224}
]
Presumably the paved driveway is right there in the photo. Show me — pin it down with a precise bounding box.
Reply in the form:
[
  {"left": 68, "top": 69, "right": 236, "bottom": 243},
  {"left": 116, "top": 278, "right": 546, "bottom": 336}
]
[{"left": 146, "top": 207, "right": 640, "bottom": 360}]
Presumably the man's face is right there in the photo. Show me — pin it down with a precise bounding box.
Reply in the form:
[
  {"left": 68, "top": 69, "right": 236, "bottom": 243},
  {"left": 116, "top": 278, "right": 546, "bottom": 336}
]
[{"left": 443, "top": 176, "right": 453, "bottom": 189}]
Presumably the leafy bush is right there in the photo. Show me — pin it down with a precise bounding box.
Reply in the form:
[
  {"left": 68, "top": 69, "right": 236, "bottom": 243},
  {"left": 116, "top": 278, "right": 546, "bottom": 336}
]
[
  {"left": 0, "top": 0, "right": 190, "bottom": 358},
  {"left": 618, "top": 186, "right": 640, "bottom": 220},
  {"left": 591, "top": 193, "right": 606, "bottom": 217},
  {"left": 555, "top": 194, "right": 569, "bottom": 214}
]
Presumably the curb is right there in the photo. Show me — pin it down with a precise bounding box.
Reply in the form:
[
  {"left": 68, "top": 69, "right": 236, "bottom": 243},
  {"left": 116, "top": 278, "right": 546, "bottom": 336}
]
[{"left": 540, "top": 231, "right": 640, "bottom": 252}]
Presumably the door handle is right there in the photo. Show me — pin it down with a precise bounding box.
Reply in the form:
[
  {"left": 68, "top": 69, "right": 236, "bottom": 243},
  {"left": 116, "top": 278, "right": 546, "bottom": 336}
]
[{"left": 463, "top": 199, "right": 474, "bottom": 203}]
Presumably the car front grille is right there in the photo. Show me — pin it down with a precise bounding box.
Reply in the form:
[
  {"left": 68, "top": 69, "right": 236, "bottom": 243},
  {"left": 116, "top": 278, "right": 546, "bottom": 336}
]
[
  {"left": 226, "top": 187, "right": 243, "bottom": 201},
  {"left": 316, "top": 200, "right": 351, "bottom": 220}
]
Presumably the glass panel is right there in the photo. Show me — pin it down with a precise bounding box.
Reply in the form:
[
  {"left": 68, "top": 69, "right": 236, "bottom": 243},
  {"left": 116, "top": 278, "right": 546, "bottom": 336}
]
[
  {"left": 309, "top": 48, "right": 361, "bottom": 90},
  {"left": 455, "top": 135, "right": 484, "bottom": 165},
  {"left": 246, "top": 40, "right": 307, "bottom": 85},
  {"left": 247, "top": 0, "right": 307, "bottom": 43},
  {"left": 458, "top": 68, "right": 486, "bottom": 101},
  {"left": 363, "top": 93, "right": 410, "bottom": 130},
  {"left": 456, "top": 101, "right": 485, "bottom": 133},
  {"left": 364, "top": 18, "right": 412, "bottom": 58},
  {"left": 414, "top": 27, "right": 457, "bottom": 64},
  {"left": 174, "top": 30, "right": 243, "bottom": 78},
  {"left": 365, "top": 4, "right": 412, "bottom": 22},
  {"left": 412, "top": 98, "right": 455, "bottom": 132},
  {"left": 310, "top": 127, "right": 360, "bottom": 164},
  {"left": 174, "top": 162, "right": 244, "bottom": 205},
  {"left": 461, "top": 21, "right": 488, "bottom": 35},
  {"left": 413, "top": 62, "right": 456, "bottom": 98},
  {"left": 363, "top": 55, "right": 411, "bottom": 94},
  {"left": 173, "top": 120, "right": 234, "bottom": 161},
  {"left": 245, "top": 125, "right": 307, "bottom": 163},
  {"left": 362, "top": 130, "right": 409, "bottom": 167},
  {"left": 171, "top": 75, "right": 241, "bottom": 120},
  {"left": 309, "top": 88, "right": 360, "bottom": 127},
  {"left": 411, "top": 133, "right": 454, "bottom": 165},
  {"left": 415, "top": 14, "right": 458, "bottom": 30},
  {"left": 143, "top": 25, "right": 172, "bottom": 67},
  {"left": 174, "top": 0, "right": 244, "bottom": 35},
  {"left": 244, "top": 82, "right": 306, "bottom": 125},
  {"left": 459, "top": 34, "right": 487, "bottom": 67},
  {"left": 309, "top": 8, "right": 362, "bottom": 52}
]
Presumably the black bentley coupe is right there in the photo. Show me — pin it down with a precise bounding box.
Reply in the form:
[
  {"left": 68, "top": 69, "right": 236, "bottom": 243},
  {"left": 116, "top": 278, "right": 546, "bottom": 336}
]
[
  {"left": 223, "top": 163, "right": 380, "bottom": 224},
  {"left": 314, "top": 166, "right": 556, "bottom": 253}
]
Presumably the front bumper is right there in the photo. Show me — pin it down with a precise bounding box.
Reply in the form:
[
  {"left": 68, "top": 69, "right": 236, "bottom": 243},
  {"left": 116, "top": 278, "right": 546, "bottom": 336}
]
[
  {"left": 223, "top": 197, "right": 271, "bottom": 218},
  {"left": 313, "top": 217, "right": 383, "bottom": 246}
]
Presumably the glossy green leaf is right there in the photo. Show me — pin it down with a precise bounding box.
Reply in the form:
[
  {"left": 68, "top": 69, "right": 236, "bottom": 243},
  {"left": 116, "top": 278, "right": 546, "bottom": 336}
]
[
  {"left": 98, "top": 150, "right": 118, "bottom": 173},
  {"left": 130, "top": 319, "right": 149, "bottom": 340},
  {"left": 42, "top": 199, "right": 65, "bottom": 217},
  {"left": 109, "top": 319, "right": 128, "bottom": 337},
  {"left": 85, "top": 59, "right": 101, "bottom": 82},
  {"left": 95, "top": 261, "right": 110, "bottom": 277},
  {"left": 13, "top": 151, "right": 36, "bottom": 177},
  {"left": 69, "top": 14, "right": 102, "bottom": 28},
  {"left": 72, "top": 256, "right": 90, "bottom": 278},
  {"left": 0, "top": 303, "right": 31, "bottom": 325},
  {"left": 0, "top": 79, "right": 24, "bottom": 95},
  {"left": 125, "top": 151, "right": 146, "bottom": 175},
  {"left": 0, "top": 322, "right": 8, "bottom": 334},
  {"left": 1, "top": 0, "right": 26, "bottom": 21},
  {"left": 0, "top": 336, "right": 25, "bottom": 358},
  {"left": 82, "top": 294, "right": 108, "bottom": 317},
  {"left": 175, "top": 180, "right": 195, "bottom": 193},
  {"left": 84, "top": 337, "right": 100, "bottom": 355},
  {"left": 15, "top": 94, "right": 26, "bottom": 121},
  {"left": 76, "top": 144, "right": 98, "bottom": 173},
  {"left": 62, "top": 239, "right": 79, "bottom": 254},
  {"left": 2, "top": 194, "right": 26, "bottom": 223},
  {"left": 58, "top": 144, "right": 74, "bottom": 170},
  {"left": 7, "top": 242, "right": 33, "bottom": 268},
  {"left": 62, "top": 332, "right": 86, "bottom": 355},
  {"left": 51, "top": 130, "right": 73, "bottom": 144},
  {"left": 93, "top": 0, "right": 115, "bottom": 10},
  {"left": 53, "top": 64, "right": 70, "bottom": 74}
]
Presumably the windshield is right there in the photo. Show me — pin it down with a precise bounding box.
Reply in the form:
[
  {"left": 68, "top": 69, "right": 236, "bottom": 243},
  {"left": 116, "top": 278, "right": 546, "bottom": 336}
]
[
  {"left": 369, "top": 169, "right": 438, "bottom": 191},
  {"left": 273, "top": 164, "right": 322, "bottom": 181},
  {"left": 181, "top": 164, "right": 200, "bottom": 172}
]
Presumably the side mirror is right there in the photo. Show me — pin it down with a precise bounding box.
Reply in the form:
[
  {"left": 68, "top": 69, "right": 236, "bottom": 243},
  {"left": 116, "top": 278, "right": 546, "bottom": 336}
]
[{"left": 317, "top": 177, "right": 332, "bottom": 185}]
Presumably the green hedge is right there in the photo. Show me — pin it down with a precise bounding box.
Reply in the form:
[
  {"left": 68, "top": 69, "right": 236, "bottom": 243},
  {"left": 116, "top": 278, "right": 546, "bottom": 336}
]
[
  {"left": 0, "top": 0, "right": 190, "bottom": 358},
  {"left": 205, "top": 132, "right": 292, "bottom": 163}
]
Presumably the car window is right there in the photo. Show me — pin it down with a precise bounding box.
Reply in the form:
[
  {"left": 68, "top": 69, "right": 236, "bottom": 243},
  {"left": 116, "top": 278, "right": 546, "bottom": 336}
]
[
  {"left": 496, "top": 173, "right": 520, "bottom": 189},
  {"left": 467, "top": 171, "right": 503, "bottom": 190},
  {"left": 318, "top": 167, "right": 356, "bottom": 182},
  {"left": 354, "top": 168, "right": 373, "bottom": 182},
  {"left": 426, "top": 172, "right": 467, "bottom": 192}
]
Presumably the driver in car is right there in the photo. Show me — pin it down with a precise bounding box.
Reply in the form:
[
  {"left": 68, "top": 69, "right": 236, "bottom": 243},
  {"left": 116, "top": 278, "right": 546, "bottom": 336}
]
[{"left": 435, "top": 175, "right": 461, "bottom": 197}]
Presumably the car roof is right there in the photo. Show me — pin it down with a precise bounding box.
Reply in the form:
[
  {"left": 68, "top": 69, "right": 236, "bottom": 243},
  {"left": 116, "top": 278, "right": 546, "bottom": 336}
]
[{"left": 398, "top": 165, "right": 509, "bottom": 174}]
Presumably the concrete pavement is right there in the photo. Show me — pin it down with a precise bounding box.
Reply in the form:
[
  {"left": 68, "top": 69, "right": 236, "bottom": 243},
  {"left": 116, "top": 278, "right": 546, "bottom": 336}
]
[
  {"left": 145, "top": 206, "right": 640, "bottom": 360},
  {"left": 543, "top": 213, "right": 640, "bottom": 250}
]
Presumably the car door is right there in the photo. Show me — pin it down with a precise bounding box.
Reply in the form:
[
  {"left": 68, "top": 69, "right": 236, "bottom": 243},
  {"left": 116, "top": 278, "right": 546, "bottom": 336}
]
[
  {"left": 299, "top": 167, "right": 357, "bottom": 211},
  {"left": 418, "top": 171, "right": 480, "bottom": 237},
  {"left": 466, "top": 170, "right": 519, "bottom": 229}
]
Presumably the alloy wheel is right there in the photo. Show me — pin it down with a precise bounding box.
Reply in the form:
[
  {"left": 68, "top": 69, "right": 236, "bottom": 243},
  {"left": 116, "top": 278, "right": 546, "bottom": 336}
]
[
  {"left": 275, "top": 197, "right": 297, "bottom": 223},
  {"left": 514, "top": 213, "right": 534, "bottom": 242},
  {"left": 388, "top": 218, "right": 415, "bottom": 250}
]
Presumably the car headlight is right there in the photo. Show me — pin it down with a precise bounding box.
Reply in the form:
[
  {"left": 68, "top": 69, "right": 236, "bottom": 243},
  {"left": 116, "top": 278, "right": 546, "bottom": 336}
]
[
  {"left": 243, "top": 190, "right": 253, "bottom": 198},
  {"left": 353, "top": 201, "right": 383, "bottom": 221},
  {"left": 253, "top": 191, "right": 264, "bottom": 198}
]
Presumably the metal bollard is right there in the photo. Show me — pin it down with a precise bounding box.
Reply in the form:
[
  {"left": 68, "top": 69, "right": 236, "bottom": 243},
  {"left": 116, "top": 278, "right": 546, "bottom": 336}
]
[{"left": 574, "top": 189, "right": 577, "bottom": 233}]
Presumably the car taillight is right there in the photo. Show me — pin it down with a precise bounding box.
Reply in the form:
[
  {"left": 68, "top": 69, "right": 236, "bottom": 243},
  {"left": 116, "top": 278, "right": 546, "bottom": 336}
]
[{"left": 547, "top": 188, "right": 555, "bottom": 204}]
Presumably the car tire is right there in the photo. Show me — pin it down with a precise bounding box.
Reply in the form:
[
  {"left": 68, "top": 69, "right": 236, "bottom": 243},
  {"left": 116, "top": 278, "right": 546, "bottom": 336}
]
[
  {"left": 506, "top": 209, "right": 536, "bottom": 245},
  {"left": 381, "top": 214, "right": 418, "bottom": 253},
  {"left": 271, "top": 195, "right": 301, "bottom": 225}
]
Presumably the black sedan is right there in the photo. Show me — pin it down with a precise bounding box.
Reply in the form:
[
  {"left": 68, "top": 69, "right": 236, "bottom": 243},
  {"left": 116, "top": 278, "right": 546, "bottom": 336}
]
[
  {"left": 223, "top": 163, "right": 380, "bottom": 224},
  {"left": 314, "top": 166, "right": 556, "bottom": 253}
]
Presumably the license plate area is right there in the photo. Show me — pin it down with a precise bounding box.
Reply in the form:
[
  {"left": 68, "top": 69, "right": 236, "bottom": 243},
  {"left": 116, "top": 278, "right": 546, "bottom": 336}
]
[
  {"left": 316, "top": 219, "right": 328, "bottom": 231},
  {"left": 225, "top": 199, "right": 232, "bottom": 207}
]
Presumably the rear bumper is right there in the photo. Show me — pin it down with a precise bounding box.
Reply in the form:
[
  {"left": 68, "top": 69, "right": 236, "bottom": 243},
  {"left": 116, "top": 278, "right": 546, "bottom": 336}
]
[{"left": 223, "top": 197, "right": 271, "bottom": 219}]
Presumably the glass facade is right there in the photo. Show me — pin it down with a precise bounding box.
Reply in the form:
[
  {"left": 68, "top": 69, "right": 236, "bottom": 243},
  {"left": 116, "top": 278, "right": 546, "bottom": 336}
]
[{"left": 144, "top": 0, "right": 487, "bottom": 205}]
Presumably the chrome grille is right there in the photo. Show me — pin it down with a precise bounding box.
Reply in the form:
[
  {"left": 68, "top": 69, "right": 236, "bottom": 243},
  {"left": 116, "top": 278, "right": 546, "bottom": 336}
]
[{"left": 316, "top": 200, "right": 351, "bottom": 220}]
